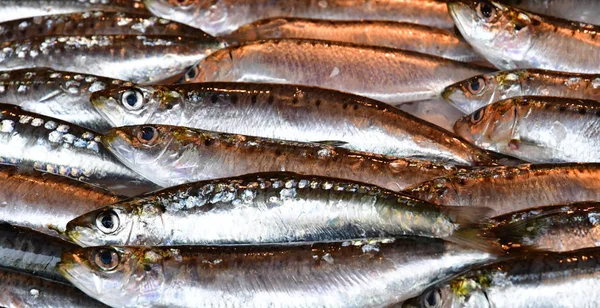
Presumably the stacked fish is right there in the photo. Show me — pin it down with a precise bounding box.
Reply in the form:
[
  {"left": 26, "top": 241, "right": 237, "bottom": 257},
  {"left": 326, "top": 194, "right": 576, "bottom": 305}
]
[{"left": 2, "top": 0, "right": 600, "bottom": 307}]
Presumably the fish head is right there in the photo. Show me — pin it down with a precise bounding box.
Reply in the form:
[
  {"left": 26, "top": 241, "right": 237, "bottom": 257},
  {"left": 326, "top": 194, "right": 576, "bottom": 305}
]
[
  {"left": 402, "top": 284, "right": 464, "bottom": 308},
  {"left": 144, "top": 0, "right": 229, "bottom": 35},
  {"left": 403, "top": 275, "right": 492, "bottom": 308},
  {"left": 443, "top": 73, "right": 500, "bottom": 114},
  {"left": 453, "top": 99, "right": 518, "bottom": 149},
  {"left": 180, "top": 48, "right": 235, "bottom": 83},
  {"left": 91, "top": 86, "right": 166, "bottom": 127},
  {"left": 448, "top": 1, "right": 534, "bottom": 69}
]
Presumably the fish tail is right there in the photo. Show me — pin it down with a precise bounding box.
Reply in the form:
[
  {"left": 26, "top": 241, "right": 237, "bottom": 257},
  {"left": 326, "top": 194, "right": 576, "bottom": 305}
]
[
  {"left": 487, "top": 219, "right": 543, "bottom": 255},
  {"left": 442, "top": 206, "right": 494, "bottom": 226},
  {"left": 447, "top": 227, "right": 505, "bottom": 255}
]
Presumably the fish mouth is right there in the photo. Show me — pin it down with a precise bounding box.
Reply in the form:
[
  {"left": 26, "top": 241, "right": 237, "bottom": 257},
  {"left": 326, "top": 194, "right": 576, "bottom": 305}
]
[
  {"left": 447, "top": 1, "right": 477, "bottom": 37},
  {"left": 453, "top": 118, "right": 474, "bottom": 143}
]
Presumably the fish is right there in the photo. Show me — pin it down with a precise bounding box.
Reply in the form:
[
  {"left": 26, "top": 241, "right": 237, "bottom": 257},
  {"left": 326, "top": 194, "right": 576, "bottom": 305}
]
[
  {"left": 0, "top": 11, "right": 207, "bottom": 43},
  {"left": 0, "top": 268, "right": 107, "bottom": 308},
  {"left": 90, "top": 82, "right": 499, "bottom": 165},
  {"left": 181, "top": 39, "right": 493, "bottom": 105},
  {"left": 0, "top": 68, "right": 131, "bottom": 133},
  {"left": 443, "top": 69, "right": 600, "bottom": 115},
  {"left": 498, "top": 0, "right": 600, "bottom": 25},
  {"left": 102, "top": 124, "right": 468, "bottom": 190},
  {"left": 225, "top": 18, "right": 483, "bottom": 63},
  {"left": 0, "top": 34, "right": 224, "bottom": 84},
  {"left": 143, "top": 0, "right": 454, "bottom": 36},
  {"left": 58, "top": 238, "right": 496, "bottom": 307},
  {"left": 403, "top": 163, "right": 600, "bottom": 215},
  {"left": 449, "top": 0, "right": 600, "bottom": 73},
  {"left": 0, "top": 0, "right": 147, "bottom": 23},
  {"left": 0, "top": 104, "right": 158, "bottom": 197},
  {"left": 454, "top": 96, "right": 600, "bottom": 163},
  {"left": 0, "top": 223, "right": 77, "bottom": 283},
  {"left": 404, "top": 247, "right": 600, "bottom": 308}
]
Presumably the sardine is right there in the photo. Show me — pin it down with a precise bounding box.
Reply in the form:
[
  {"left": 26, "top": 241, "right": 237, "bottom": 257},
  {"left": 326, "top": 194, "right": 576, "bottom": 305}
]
[
  {"left": 143, "top": 0, "right": 454, "bottom": 36},
  {"left": 443, "top": 69, "right": 600, "bottom": 114},
  {"left": 498, "top": 0, "right": 600, "bottom": 25},
  {"left": 91, "top": 82, "right": 498, "bottom": 165},
  {"left": 454, "top": 96, "right": 600, "bottom": 163},
  {"left": 58, "top": 238, "right": 495, "bottom": 307},
  {"left": 0, "top": 104, "right": 158, "bottom": 197},
  {"left": 182, "top": 39, "right": 493, "bottom": 104},
  {"left": 449, "top": 0, "right": 600, "bottom": 73},
  {"left": 225, "top": 18, "right": 482, "bottom": 63},
  {"left": 403, "top": 163, "right": 600, "bottom": 215},
  {"left": 0, "top": 35, "right": 224, "bottom": 84},
  {"left": 103, "top": 124, "right": 468, "bottom": 190}
]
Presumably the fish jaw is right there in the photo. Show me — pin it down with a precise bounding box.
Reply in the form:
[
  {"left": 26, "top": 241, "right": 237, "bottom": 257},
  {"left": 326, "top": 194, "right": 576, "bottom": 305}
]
[{"left": 453, "top": 117, "right": 475, "bottom": 144}]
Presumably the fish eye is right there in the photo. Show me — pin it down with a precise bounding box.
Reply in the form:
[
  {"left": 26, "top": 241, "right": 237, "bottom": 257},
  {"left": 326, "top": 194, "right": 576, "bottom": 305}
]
[
  {"left": 184, "top": 67, "right": 199, "bottom": 81},
  {"left": 477, "top": 2, "right": 497, "bottom": 21},
  {"left": 121, "top": 89, "right": 144, "bottom": 111},
  {"left": 95, "top": 210, "right": 119, "bottom": 234},
  {"left": 468, "top": 77, "right": 486, "bottom": 95},
  {"left": 94, "top": 248, "right": 120, "bottom": 271},
  {"left": 422, "top": 289, "right": 442, "bottom": 308},
  {"left": 168, "top": 0, "right": 195, "bottom": 6},
  {"left": 471, "top": 108, "right": 485, "bottom": 123},
  {"left": 137, "top": 126, "right": 159, "bottom": 144}
]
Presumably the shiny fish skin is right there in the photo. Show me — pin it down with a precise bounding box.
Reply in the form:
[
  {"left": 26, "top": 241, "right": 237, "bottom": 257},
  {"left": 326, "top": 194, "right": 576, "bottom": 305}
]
[
  {"left": 450, "top": 0, "right": 600, "bottom": 73},
  {"left": 0, "top": 104, "right": 158, "bottom": 197},
  {"left": 0, "top": 268, "right": 107, "bottom": 308},
  {"left": 0, "top": 223, "right": 77, "bottom": 283},
  {"left": 58, "top": 239, "right": 495, "bottom": 307},
  {"left": 143, "top": 0, "right": 454, "bottom": 36},
  {"left": 225, "top": 18, "right": 483, "bottom": 63},
  {"left": 443, "top": 69, "right": 600, "bottom": 114},
  {"left": 498, "top": 0, "right": 600, "bottom": 25},
  {"left": 403, "top": 163, "right": 600, "bottom": 215},
  {"left": 0, "top": 11, "right": 207, "bottom": 43},
  {"left": 454, "top": 96, "right": 600, "bottom": 163},
  {"left": 0, "top": 164, "right": 120, "bottom": 238},
  {"left": 102, "top": 125, "right": 466, "bottom": 190},
  {"left": 0, "top": 68, "right": 130, "bottom": 133},
  {"left": 91, "top": 82, "right": 497, "bottom": 165},
  {"left": 0, "top": 35, "right": 224, "bottom": 84},
  {"left": 183, "top": 39, "right": 493, "bottom": 104}
]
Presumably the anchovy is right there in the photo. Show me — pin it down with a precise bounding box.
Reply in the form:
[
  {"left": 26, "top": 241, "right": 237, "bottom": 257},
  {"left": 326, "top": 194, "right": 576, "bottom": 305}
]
[
  {"left": 143, "top": 0, "right": 454, "bottom": 36},
  {"left": 182, "top": 39, "right": 493, "bottom": 104},
  {"left": 0, "top": 104, "right": 158, "bottom": 197},
  {"left": 454, "top": 96, "right": 600, "bottom": 163},
  {"left": 443, "top": 69, "right": 600, "bottom": 114},
  {"left": 498, "top": 0, "right": 600, "bottom": 25},
  {"left": 91, "top": 82, "right": 498, "bottom": 165},
  {"left": 403, "top": 163, "right": 600, "bottom": 215},
  {"left": 0, "top": 35, "right": 224, "bottom": 84},
  {"left": 58, "top": 238, "right": 495, "bottom": 307}
]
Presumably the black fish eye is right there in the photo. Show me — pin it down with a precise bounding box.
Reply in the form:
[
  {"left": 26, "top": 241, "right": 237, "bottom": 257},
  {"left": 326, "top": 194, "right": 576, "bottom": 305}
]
[
  {"left": 185, "top": 67, "right": 198, "bottom": 81},
  {"left": 95, "top": 210, "right": 119, "bottom": 234},
  {"left": 94, "top": 248, "right": 120, "bottom": 271},
  {"left": 121, "top": 89, "right": 144, "bottom": 111},
  {"left": 468, "top": 77, "right": 486, "bottom": 94},
  {"left": 422, "top": 289, "right": 442, "bottom": 308},
  {"left": 137, "top": 126, "right": 158, "bottom": 144},
  {"left": 471, "top": 108, "right": 485, "bottom": 123},
  {"left": 478, "top": 2, "right": 497, "bottom": 21}
]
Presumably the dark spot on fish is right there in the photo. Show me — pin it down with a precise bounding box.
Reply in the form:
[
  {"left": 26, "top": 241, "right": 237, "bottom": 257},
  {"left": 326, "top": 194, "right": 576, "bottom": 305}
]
[
  {"left": 210, "top": 94, "right": 218, "bottom": 104},
  {"left": 292, "top": 97, "right": 298, "bottom": 104},
  {"left": 251, "top": 95, "right": 257, "bottom": 105},
  {"left": 457, "top": 178, "right": 467, "bottom": 185},
  {"left": 4, "top": 31, "right": 12, "bottom": 40},
  {"left": 559, "top": 106, "right": 567, "bottom": 112},
  {"left": 592, "top": 32, "right": 597, "bottom": 39},
  {"left": 267, "top": 95, "right": 274, "bottom": 104},
  {"left": 544, "top": 103, "right": 552, "bottom": 109},
  {"left": 531, "top": 18, "right": 541, "bottom": 26},
  {"left": 572, "top": 30, "right": 577, "bottom": 36},
  {"left": 158, "top": 203, "right": 166, "bottom": 213},
  {"left": 596, "top": 110, "right": 600, "bottom": 117},
  {"left": 315, "top": 100, "right": 321, "bottom": 107},
  {"left": 275, "top": 149, "right": 282, "bottom": 156},
  {"left": 230, "top": 94, "right": 238, "bottom": 105},
  {"left": 353, "top": 105, "right": 358, "bottom": 110},
  {"left": 204, "top": 138, "right": 213, "bottom": 146},
  {"left": 342, "top": 103, "right": 348, "bottom": 109},
  {"left": 579, "top": 108, "right": 587, "bottom": 115},
  {"left": 553, "top": 26, "right": 558, "bottom": 32}
]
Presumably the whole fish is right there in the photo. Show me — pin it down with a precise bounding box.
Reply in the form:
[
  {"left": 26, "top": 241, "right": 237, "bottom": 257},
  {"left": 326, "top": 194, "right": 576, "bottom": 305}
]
[
  {"left": 0, "top": 35, "right": 224, "bottom": 84},
  {"left": 182, "top": 39, "right": 493, "bottom": 104},
  {"left": 0, "top": 268, "right": 107, "bottom": 308},
  {"left": 91, "top": 82, "right": 498, "bottom": 165},
  {"left": 0, "top": 104, "right": 158, "bottom": 197},
  {"left": 0, "top": 0, "right": 147, "bottom": 23},
  {"left": 498, "top": 0, "right": 600, "bottom": 25},
  {"left": 454, "top": 96, "right": 600, "bottom": 163},
  {"left": 403, "top": 163, "right": 600, "bottom": 215},
  {"left": 443, "top": 69, "right": 600, "bottom": 114},
  {"left": 449, "top": 0, "right": 600, "bottom": 73},
  {"left": 0, "top": 223, "right": 77, "bottom": 283},
  {"left": 0, "top": 11, "right": 206, "bottom": 43},
  {"left": 0, "top": 68, "right": 131, "bottom": 133},
  {"left": 58, "top": 238, "right": 496, "bottom": 307},
  {"left": 405, "top": 247, "right": 600, "bottom": 308},
  {"left": 102, "top": 124, "right": 467, "bottom": 190},
  {"left": 225, "top": 18, "right": 482, "bottom": 63},
  {"left": 143, "top": 0, "right": 454, "bottom": 36}
]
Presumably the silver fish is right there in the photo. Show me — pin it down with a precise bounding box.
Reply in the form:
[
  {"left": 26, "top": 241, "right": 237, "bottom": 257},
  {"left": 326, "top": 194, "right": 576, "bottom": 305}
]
[
  {"left": 102, "top": 124, "right": 467, "bottom": 190},
  {"left": 498, "top": 0, "right": 600, "bottom": 25},
  {"left": 403, "top": 163, "right": 600, "bottom": 215},
  {"left": 183, "top": 39, "right": 493, "bottom": 104},
  {"left": 443, "top": 69, "right": 600, "bottom": 115},
  {"left": 0, "top": 104, "right": 158, "bottom": 197},
  {"left": 454, "top": 96, "right": 600, "bottom": 163},
  {"left": 225, "top": 18, "right": 483, "bottom": 63},
  {"left": 58, "top": 239, "right": 495, "bottom": 307},
  {"left": 91, "top": 82, "right": 498, "bottom": 165},
  {"left": 449, "top": 0, "right": 600, "bottom": 73},
  {"left": 0, "top": 35, "right": 224, "bottom": 84},
  {"left": 143, "top": 0, "right": 454, "bottom": 36}
]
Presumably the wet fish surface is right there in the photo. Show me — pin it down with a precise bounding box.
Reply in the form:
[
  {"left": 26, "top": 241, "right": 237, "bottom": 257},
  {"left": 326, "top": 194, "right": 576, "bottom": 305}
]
[
  {"left": 443, "top": 69, "right": 600, "bottom": 114},
  {"left": 143, "top": 0, "right": 454, "bottom": 36},
  {"left": 225, "top": 18, "right": 482, "bottom": 62},
  {"left": 454, "top": 96, "right": 600, "bottom": 163},
  {"left": 58, "top": 238, "right": 495, "bottom": 307},
  {"left": 498, "top": 0, "right": 600, "bottom": 25},
  {"left": 91, "top": 82, "right": 498, "bottom": 165},
  {"left": 182, "top": 39, "right": 493, "bottom": 104},
  {"left": 0, "top": 104, "right": 158, "bottom": 197},
  {"left": 404, "top": 163, "right": 600, "bottom": 215}
]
